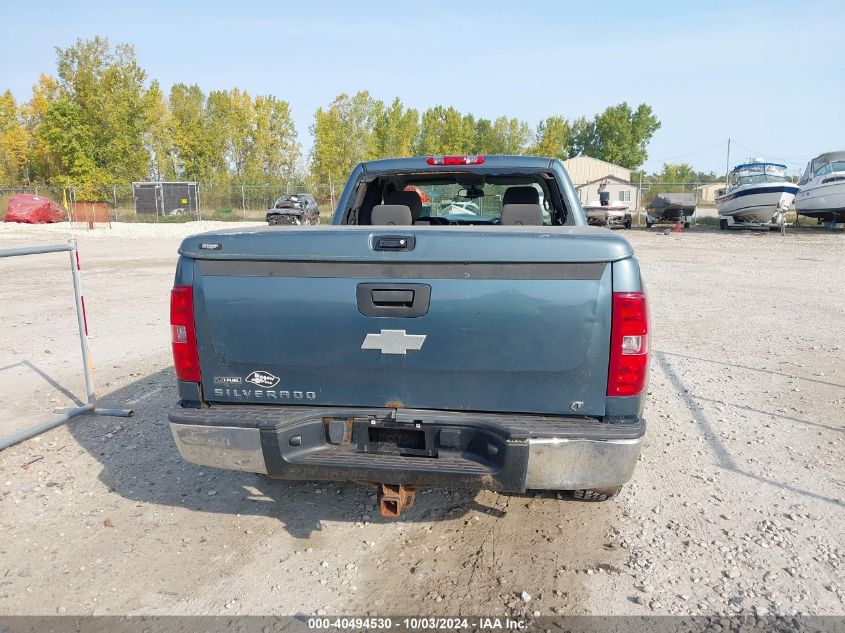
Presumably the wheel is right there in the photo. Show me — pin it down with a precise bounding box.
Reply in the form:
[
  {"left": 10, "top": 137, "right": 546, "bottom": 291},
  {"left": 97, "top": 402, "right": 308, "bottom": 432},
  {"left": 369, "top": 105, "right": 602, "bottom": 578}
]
[
  {"left": 572, "top": 486, "right": 622, "bottom": 501},
  {"left": 719, "top": 218, "right": 728, "bottom": 231},
  {"left": 646, "top": 221, "right": 653, "bottom": 228},
  {"left": 683, "top": 222, "right": 690, "bottom": 229}
]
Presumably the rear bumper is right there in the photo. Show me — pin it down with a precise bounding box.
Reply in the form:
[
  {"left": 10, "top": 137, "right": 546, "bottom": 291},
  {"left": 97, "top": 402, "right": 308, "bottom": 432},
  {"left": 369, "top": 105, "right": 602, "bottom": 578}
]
[{"left": 168, "top": 404, "right": 645, "bottom": 492}]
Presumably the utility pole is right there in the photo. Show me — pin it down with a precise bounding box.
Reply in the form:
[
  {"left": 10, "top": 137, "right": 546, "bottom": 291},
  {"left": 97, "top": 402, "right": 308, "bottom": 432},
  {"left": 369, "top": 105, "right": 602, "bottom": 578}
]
[
  {"left": 725, "top": 138, "right": 731, "bottom": 186},
  {"left": 637, "top": 171, "right": 643, "bottom": 226}
]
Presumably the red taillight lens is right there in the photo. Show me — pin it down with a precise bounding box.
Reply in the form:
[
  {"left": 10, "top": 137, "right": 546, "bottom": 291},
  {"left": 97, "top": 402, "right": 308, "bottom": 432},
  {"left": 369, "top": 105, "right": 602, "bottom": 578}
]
[
  {"left": 426, "top": 155, "right": 486, "bottom": 166},
  {"left": 170, "top": 286, "right": 201, "bottom": 382},
  {"left": 607, "top": 291, "right": 649, "bottom": 397}
]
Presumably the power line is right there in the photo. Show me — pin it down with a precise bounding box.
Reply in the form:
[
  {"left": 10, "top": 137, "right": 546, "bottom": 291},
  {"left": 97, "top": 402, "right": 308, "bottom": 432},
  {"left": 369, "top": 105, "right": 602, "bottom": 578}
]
[
  {"left": 653, "top": 139, "right": 729, "bottom": 164},
  {"left": 729, "top": 140, "right": 808, "bottom": 167}
]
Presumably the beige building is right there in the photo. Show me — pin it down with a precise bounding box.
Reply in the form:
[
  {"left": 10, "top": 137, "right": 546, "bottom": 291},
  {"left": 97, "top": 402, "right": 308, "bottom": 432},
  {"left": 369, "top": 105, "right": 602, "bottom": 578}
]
[
  {"left": 563, "top": 155, "right": 632, "bottom": 186},
  {"left": 562, "top": 155, "right": 639, "bottom": 210},
  {"left": 695, "top": 182, "right": 725, "bottom": 205}
]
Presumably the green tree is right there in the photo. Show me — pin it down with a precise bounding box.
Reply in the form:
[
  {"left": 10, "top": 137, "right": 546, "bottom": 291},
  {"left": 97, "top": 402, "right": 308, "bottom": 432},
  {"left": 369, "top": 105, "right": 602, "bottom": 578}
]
[
  {"left": 142, "top": 80, "right": 175, "bottom": 181},
  {"left": 570, "top": 116, "right": 594, "bottom": 157},
  {"left": 573, "top": 103, "right": 660, "bottom": 170},
  {"left": 0, "top": 91, "right": 30, "bottom": 184},
  {"left": 372, "top": 97, "right": 419, "bottom": 159},
  {"left": 53, "top": 36, "right": 151, "bottom": 186},
  {"left": 472, "top": 118, "right": 495, "bottom": 154},
  {"left": 311, "top": 91, "right": 380, "bottom": 185},
  {"left": 211, "top": 88, "right": 253, "bottom": 179},
  {"left": 656, "top": 162, "right": 696, "bottom": 183},
  {"left": 415, "top": 106, "right": 475, "bottom": 155},
  {"left": 528, "top": 115, "right": 572, "bottom": 160},
  {"left": 489, "top": 116, "right": 531, "bottom": 154},
  {"left": 169, "top": 84, "right": 220, "bottom": 181},
  {"left": 246, "top": 95, "right": 300, "bottom": 182},
  {"left": 38, "top": 97, "right": 106, "bottom": 196}
]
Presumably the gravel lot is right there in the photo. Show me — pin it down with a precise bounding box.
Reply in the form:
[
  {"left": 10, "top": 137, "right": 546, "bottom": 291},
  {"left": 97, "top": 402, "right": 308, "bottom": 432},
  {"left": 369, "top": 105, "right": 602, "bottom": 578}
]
[{"left": 0, "top": 221, "right": 842, "bottom": 618}]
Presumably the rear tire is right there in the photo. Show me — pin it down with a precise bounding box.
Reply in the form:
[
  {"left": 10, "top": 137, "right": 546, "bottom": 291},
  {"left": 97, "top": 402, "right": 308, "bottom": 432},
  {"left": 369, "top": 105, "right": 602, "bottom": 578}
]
[
  {"left": 646, "top": 221, "right": 653, "bottom": 228},
  {"left": 719, "top": 218, "right": 728, "bottom": 231},
  {"left": 572, "top": 486, "right": 622, "bottom": 501},
  {"left": 683, "top": 222, "right": 690, "bottom": 229}
]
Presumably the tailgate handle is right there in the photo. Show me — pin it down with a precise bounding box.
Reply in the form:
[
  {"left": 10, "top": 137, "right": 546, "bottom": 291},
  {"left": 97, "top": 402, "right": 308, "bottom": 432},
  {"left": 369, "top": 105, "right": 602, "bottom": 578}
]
[
  {"left": 371, "top": 290, "right": 415, "bottom": 306},
  {"left": 357, "top": 284, "right": 431, "bottom": 318},
  {"left": 373, "top": 235, "right": 415, "bottom": 251}
]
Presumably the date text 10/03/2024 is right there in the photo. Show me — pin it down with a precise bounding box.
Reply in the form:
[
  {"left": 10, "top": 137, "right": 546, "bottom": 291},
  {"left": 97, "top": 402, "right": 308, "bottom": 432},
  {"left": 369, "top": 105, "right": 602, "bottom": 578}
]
[{"left": 307, "top": 617, "right": 528, "bottom": 630}]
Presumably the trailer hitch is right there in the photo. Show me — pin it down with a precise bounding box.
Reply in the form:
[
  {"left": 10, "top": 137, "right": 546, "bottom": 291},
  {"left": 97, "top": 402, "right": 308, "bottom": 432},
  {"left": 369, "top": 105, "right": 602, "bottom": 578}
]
[{"left": 377, "top": 483, "right": 416, "bottom": 518}]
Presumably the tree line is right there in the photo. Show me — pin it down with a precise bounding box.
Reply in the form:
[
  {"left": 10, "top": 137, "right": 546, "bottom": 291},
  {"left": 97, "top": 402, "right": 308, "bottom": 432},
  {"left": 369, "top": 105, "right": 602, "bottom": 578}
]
[{"left": 0, "top": 37, "right": 662, "bottom": 199}]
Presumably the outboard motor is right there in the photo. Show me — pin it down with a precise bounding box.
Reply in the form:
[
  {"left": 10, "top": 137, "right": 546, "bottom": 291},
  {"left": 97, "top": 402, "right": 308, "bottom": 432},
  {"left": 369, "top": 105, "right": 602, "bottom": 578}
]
[{"left": 599, "top": 191, "right": 610, "bottom": 207}]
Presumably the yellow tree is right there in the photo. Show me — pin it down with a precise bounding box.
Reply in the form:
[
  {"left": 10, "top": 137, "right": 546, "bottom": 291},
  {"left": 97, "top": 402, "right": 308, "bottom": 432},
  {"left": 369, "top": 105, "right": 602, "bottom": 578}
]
[
  {"left": 528, "top": 115, "right": 573, "bottom": 160},
  {"left": 311, "top": 91, "right": 380, "bottom": 186},
  {"left": 372, "top": 98, "right": 419, "bottom": 159},
  {"left": 23, "top": 74, "right": 61, "bottom": 182},
  {"left": 0, "top": 91, "right": 30, "bottom": 184}
]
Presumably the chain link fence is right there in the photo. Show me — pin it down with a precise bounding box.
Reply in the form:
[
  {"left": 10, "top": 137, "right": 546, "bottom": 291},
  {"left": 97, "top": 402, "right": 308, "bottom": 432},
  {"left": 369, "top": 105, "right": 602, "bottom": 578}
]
[
  {"left": 1, "top": 179, "right": 732, "bottom": 226},
  {"left": 0, "top": 182, "right": 340, "bottom": 224}
]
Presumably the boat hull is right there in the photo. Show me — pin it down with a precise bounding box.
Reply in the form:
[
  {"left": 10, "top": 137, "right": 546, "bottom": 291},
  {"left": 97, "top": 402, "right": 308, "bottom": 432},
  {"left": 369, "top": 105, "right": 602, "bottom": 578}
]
[
  {"left": 717, "top": 183, "right": 798, "bottom": 223},
  {"left": 583, "top": 205, "right": 629, "bottom": 226},
  {"left": 795, "top": 181, "right": 845, "bottom": 222}
]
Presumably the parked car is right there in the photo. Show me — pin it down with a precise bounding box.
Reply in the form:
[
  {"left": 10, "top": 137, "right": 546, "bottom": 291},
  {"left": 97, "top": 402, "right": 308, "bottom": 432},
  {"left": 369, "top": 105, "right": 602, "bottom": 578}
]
[
  {"left": 266, "top": 193, "right": 320, "bottom": 226},
  {"left": 168, "top": 155, "right": 649, "bottom": 517}
]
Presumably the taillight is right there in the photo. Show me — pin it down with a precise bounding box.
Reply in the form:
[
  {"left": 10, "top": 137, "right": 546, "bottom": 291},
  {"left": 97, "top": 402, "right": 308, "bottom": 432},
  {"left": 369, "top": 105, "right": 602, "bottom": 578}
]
[
  {"left": 170, "top": 286, "right": 201, "bottom": 382},
  {"left": 426, "top": 155, "right": 486, "bottom": 166},
  {"left": 607, "top": 291, "right": 649, "bottom": 397}
]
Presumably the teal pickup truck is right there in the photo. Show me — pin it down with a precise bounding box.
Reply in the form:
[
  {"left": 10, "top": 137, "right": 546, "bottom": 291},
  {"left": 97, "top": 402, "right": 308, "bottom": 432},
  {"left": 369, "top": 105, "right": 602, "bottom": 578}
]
[{"left": 168, "top": 155, "right": 649, "bottom": 516}]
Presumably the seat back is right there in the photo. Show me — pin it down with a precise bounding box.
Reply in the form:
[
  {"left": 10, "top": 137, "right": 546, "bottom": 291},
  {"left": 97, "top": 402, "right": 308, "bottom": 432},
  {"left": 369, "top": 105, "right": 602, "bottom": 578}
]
[
  {"left": 385, "top": 190, "right": 423, "bottom": 221},
  {"left": 501, "top": 204, "right": 543, "bottom": 226},
  {"left": 371, "top": 204, "right": 412, "bottom": 225}
]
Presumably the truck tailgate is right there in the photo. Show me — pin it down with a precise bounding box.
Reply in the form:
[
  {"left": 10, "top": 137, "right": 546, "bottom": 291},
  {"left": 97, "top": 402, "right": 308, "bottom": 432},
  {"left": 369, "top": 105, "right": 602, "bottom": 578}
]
[{"left": 181, "top": 227, "right": 631, "bottom": 417}]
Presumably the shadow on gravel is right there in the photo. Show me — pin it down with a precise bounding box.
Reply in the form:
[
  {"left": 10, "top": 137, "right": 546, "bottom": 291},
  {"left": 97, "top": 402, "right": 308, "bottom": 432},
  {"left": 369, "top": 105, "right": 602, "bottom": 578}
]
[
  {"left": 657, "top": 350, "right": 845, "bottom": 390},
  {"left": 0, "top": 359, "right": 86, "bottom": 406},
  {"left": 654, "top": 352, "right": 844, "bottom": 509},
  {"left": 67, "top": 367, "right": 512, "bottom": 538},
  {"left": 691, "top": 394, "right": 843, "bottom": 434}
]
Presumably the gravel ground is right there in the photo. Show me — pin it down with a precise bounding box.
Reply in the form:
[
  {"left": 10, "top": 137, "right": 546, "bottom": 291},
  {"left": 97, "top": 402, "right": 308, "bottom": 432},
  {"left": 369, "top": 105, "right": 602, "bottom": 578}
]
[{"left": 0, "top": 222, "right": 842, "bottom": 617}]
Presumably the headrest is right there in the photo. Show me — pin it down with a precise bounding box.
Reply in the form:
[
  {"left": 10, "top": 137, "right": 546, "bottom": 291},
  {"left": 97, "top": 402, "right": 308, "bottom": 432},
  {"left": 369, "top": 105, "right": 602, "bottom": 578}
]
[
  {"left": 386, "top": 190, "right": 423, "bottom": 220},
  {"left": 500, "top": 204, "right": 543, "bottom": 226},
  {"left": 502, "top": 186, "right": 540, "bottom": 205},
  {"left": 371, "top": 204, "right": 412, "bottom": 225}
]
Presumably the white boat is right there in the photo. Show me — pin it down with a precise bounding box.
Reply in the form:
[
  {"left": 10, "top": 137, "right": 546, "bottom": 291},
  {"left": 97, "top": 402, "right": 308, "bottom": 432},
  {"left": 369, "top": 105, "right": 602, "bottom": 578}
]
[
  {"left": 716, "top": 161, "right": 798, "bottom": 225},
  {"left": 795, "top": 151, "right": 845, "bottom": 224},
  {"left": 582, "top": 200, "right": 631, "bottom": 228},
  {"left": 582, "top": 186, "right": 632, "bottom": 228}
]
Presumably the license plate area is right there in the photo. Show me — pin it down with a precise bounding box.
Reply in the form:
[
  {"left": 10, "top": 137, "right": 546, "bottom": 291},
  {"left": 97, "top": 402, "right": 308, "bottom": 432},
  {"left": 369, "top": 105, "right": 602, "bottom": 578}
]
[{"left": 355, "top": 419, "right": 438, "bottom": 458}]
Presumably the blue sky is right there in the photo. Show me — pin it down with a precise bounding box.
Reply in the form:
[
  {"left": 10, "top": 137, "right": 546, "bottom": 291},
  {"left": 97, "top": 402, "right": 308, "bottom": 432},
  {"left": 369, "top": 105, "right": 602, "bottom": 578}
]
[{"left": 2, "top": 0, "right": 842, "bottom": 175}]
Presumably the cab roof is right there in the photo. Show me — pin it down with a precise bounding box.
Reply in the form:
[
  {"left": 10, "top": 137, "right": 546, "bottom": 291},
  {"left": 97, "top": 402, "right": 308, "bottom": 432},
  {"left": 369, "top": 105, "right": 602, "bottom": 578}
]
[{"left": 361, "top": 155, "right": 556, "bottom": 173}]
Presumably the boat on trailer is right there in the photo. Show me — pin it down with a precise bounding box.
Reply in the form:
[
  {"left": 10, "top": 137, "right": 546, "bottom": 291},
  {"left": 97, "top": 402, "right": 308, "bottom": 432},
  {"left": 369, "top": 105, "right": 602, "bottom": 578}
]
[
  {"left": 583, "top": 191, "right": 632, "bottom": 229},
  {"left": 646, "top": 193, "right": 696, "bottom": 228},
  {"left": 716, "top": 161, "right": 797, "bottom": 229},
  {"left": 796, "top": 151, "right": 845, "bottom": 226}
]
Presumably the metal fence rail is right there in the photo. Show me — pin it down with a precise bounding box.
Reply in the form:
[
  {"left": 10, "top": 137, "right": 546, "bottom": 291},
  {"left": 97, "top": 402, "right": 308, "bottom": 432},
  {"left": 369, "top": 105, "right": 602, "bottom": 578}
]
[{"left": 0, "top": 240, "right": 132, "bottom": 451}]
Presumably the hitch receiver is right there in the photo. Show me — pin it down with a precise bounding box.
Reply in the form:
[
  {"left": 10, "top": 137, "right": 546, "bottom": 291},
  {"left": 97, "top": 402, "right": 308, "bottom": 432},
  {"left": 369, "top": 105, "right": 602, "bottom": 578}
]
[{"left": 377, "top": 483, "right": 416, "bottom": 518}]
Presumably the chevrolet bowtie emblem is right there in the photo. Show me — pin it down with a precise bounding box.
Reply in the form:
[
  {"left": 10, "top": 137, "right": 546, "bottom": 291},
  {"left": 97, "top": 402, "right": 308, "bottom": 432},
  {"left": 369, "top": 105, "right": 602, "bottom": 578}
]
[{"left": 361, "top": 329, "right": 427, "bottom": 355}]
